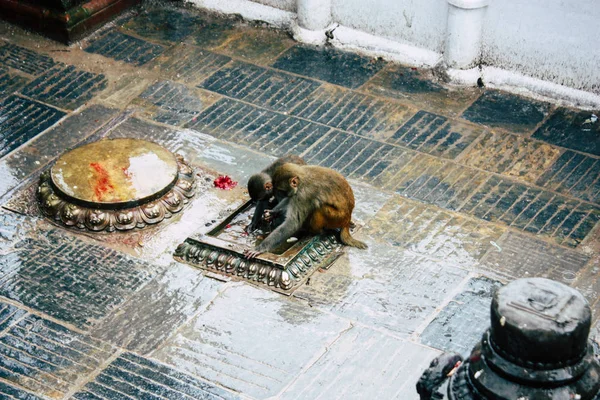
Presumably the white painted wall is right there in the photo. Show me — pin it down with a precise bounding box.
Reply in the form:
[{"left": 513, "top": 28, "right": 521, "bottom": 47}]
[
  {"left": 331, "top": 0, "right": 449, "bottom": 53},
  {"left": 250, "top": 0, "right": 296, "bottom": 12},
  {"left": 481, "top": 0, "right": 600, "bottom": 94}
]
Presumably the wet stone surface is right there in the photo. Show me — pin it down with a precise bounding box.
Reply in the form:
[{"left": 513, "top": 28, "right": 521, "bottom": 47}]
[
  {"left": 280, "top": 326, "right": 441, "bottom": 400},
  {"left": 0, "top": 311, "right": 115, "bottom": 398},
  {"left": 136, "top": 80, "right": 206, "bottom": 126},
  {"left": 91, "top": 263, "right": 222, "bottom": 355},
  {"left": 20, "top": 64, "right": 107, "bottom": 110},
  {"left": 153, "top": 284, "right": 351, "bottom": 398},
  {"left": 0, "top": 229, "right": 157, "bottom": 329},
  {"left": 73, "top": 352, "right": 239, "bottom": 400},
  {"left": 272, "top": 45, "right": 387, "bottom": 89},
  {"left": 0, "top": 43, "right": 56, "bottom": 75},
  {"left": 84, "top": 31, "right": 166, "bottom": 66},
  {"left": 533, "top": 108, "right": 600, "bottom": 156},
  {"left": 461, "top": 90, "right": 552, "bottom": 134},
  {"left": 294, "top": 241, "right": 469, "bottom": 336},
  {"left": 0, "top": 96, "right": 66, "bottom": 158},
  {"left": 0, "top": 67, "right": 29, "bottom": 100},
  {"left": 0, "top": 4, "right": 599, "bottom": 399},
  {"left": 420, "top": 277, "right": 502, "bottom": 356}
]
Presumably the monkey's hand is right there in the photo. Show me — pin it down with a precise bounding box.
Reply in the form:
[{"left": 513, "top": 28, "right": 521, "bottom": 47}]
[{"left": 244, "top": 249, "right": 263, "bottom": 259}]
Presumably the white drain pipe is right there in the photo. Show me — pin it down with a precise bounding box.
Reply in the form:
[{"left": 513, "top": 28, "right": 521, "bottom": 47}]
[
  {"left": 293, "top": 0, "right": 332, "bottom": 45},
  {"left": 444, "top": 0, "right": 489, "bottom": 68}
]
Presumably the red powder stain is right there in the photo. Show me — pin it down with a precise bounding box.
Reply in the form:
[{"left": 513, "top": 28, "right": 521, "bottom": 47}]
[
  {"left": 225, "top": 224, "right": 232, "bottom": 229},
  {"left": 122, "top": 167, "right": 132, "bottom": 179},
  {"left": 214, "top": 175, "right": 238, "bottom": 190},
  {"left": 90, "top": 162, "right": 115, "bottom": 201}
]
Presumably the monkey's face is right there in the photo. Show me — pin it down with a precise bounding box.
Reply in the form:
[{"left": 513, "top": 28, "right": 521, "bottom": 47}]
[
  {"left": 278, "top": 176, "right": 299, "bottom": 197},
  {"left": 264, "top": 181, "right": 273, "bottom": 197}
]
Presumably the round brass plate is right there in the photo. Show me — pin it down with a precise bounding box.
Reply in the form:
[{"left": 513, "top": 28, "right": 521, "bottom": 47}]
[
  {"left": 51, "top": 139, "right": 179, "bottom": 208},
  {"left": 38, "top": 139, "right": 196, "bottom": 232}
]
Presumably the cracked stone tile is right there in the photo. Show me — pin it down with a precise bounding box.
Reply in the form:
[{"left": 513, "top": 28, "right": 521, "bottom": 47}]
[
  {"left": 91, "top": 263, "right": 223, "bottom": 355},
  {"left": 367, "top": 195, "right": 505, "bottom": 268},
  {"left": 0, "top": 105, "right": 118, "bottom": 198},
  {"left": 533, "top": 108, "right": 600, "bottom": 156},
  {"left": 0, "top": 311, "right": 115, "bottom": 399},
  {"left": 152, "top": 283, "right": 350, "bottom": 399},
  {"left": 0, "top": 229, "right": 158, "bottom": 329},
  {"left": 461, "top": 90, "right": 552, "bottom": 134},
  {"left": 460, "top": 130, "right": 561, "bottom": 183},
  {"left": 280, "top": 326, "right": 440, "bottom": 400},
  {"left": 363, "top": 64, "right": 481, "bottom": 117},
  {"left": 0, "top": 211, "right": 37, "bottom": 254},
  {"left": 294, "top": 240, "right": 469, "bottom": 336},
  {"left": 419, "top": 277, "right": 502, "bottom": 356},
  {"left": 73, "top": 352, "right": 240, "bottom": 400},
  {"left": 273, "top": 45, "right": 386, "bottom": 89}
]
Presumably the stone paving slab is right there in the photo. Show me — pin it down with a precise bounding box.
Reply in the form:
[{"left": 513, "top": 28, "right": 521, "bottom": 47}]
[
  {"left": 0, "top": 310, "right": 115, "bottom": 399},
  {"left": 367, "top": 195, "right": 505, "bottom": 268},
  {"left": 135, "top": 80, "right": 206, "bottom": 126},
  {"left": 0, "top": 211, "right": 36, "bottom": 255},
  {"left": 187, "top": 97, "right": 330, "bottom": 156},
  {"left": 0, "top": 105, "right": 118, "bottom": 199},
  {"left": 386, "top": 110, "right": 483, "bottom": 159},
  {"left": 461, "top": 90, "right": 552, "bottom": 134},
  {"left": 0, "top": 380, "right": 45, "bottom": 400},
  {"left": 294, "top": 240, "right": 469, "bottom": 336},
  {"left": 91, "top": 263, "right": 223, "bottom": 355},
  {"left": 419, "top": 277, "right": 502, "bottom": 356},
  {"left": 272, "top": 45, "right": 386, "bottom": 89},
  {"left": 212, "top": 27, "right": 296, "bottom": 66},
  {"left": 121, "top": 7, "right": 206, "bottom": 43},
  {"left": 362, "top": 64, "right": 481, "bottom": 117},
  {"left": 0, "top": 67, "right": 29, "bottom": 100},
  {"left": 537, "top": 150, "right": 600, "bottom": 204},
  {"left": 0, "top": 229, "right": 158, "bottom": 330},
  {"left": 480, "top": 231, "right": 590, "bottom": 284},
  {"left": 459, "top": 129, "right": 561, "bottom": 183},
  {"left": 280, "top": 326, "right": 440, "bottom": 400},
  {"left": 533, "top": 108, "right": 600, "bottom": 156},
  {"left": 0, "top": 95, "right": 66, "bottom": 158},
  {"left": 0, "top": 43, "right": 56, "bottom": 75},
  {"left": 73, "top": 352, "right": 239, "bottom": 400},
  {"left": 20, "top": 64, "right": 107, "bottom": 110},
  {"left": 84, "top": 31, "right": 166, "bottom": 67},
  {"left": 153, "top": 44, "right": 231, "bottom": 85},
  {"left": 152, "top": 283, "right": 351, "bottom": 399}
]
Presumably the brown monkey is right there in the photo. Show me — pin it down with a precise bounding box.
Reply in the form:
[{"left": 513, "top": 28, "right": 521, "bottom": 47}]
[
  {"left": 245, "top": 163, "right": 367, "bottom": 258},
  {"left": 246, "top": 154, "right": 306, "bottom": 232}
]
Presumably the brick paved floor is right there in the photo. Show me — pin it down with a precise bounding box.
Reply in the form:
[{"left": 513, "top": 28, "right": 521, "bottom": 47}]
[{"left": 0, "top": 3, "right": 599, "bottom": 399}]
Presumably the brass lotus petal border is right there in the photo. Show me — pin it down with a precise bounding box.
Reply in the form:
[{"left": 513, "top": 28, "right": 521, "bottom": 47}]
[
  {"left": 37, "top": 155, "right": 196, "bottom": 232},
  {"left": 174, "top": 234, "right": 343, "bottom": 292}
]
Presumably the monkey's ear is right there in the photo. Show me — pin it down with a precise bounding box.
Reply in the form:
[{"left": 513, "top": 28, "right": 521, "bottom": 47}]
[
  {"left": 290, "top": 176, "right": 299, "bottom": 188},
  {"left": 264, "top": 182, "right": 273, "bottom": 191}
]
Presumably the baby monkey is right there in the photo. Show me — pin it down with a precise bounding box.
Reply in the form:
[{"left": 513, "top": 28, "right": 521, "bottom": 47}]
[
  {"left": 245, "top": 163, "right": 367, "bottom": 258},
  {"left": 246, "top": 154, "right": 306, "bottom": 232}
]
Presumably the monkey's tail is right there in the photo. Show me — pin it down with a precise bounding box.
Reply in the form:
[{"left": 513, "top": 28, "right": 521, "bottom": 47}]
[{"left": 340, "top": 226, "right": 368, "bottom": 249}]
